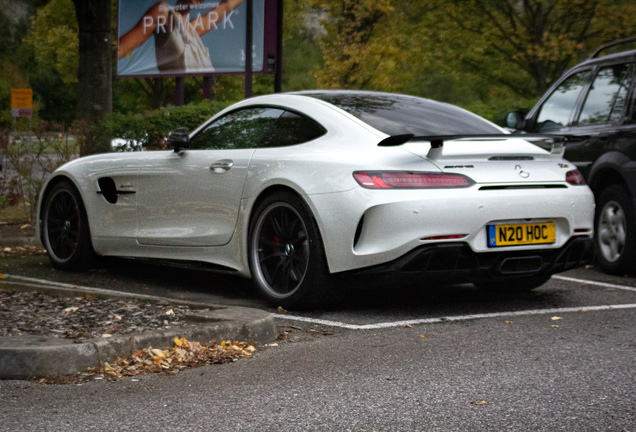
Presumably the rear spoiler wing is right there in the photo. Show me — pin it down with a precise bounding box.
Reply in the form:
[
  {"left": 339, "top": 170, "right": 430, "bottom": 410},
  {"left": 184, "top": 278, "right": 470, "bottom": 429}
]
[{"left": 377, "top": 133, "right": 586, "bottom": 160}]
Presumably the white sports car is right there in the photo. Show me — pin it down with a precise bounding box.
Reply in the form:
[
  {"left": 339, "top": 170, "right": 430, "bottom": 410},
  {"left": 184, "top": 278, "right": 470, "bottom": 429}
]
[{"left": 37, "top": 91, "right": 595, "bottom": 308}]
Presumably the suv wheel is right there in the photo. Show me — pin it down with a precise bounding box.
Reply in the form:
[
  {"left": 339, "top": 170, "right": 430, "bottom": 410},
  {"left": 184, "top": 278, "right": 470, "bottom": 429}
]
[{"left": 595, "top": 185, "right": 636, "bottom": 275}]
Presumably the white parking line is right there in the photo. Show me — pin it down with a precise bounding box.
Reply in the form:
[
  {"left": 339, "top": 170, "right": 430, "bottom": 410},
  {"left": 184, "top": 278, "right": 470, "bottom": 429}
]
[
  {"left": 4, "top": 273, "right": 636, "bottom": 331},
  {"left": 274, "top": 303, "right": 636, "bottom": 330},
  {"left": 552, "top": 275, "right": 636, "bottom": 292},
  {"left": 275, "top": 275, "right": 636, "bottom": 330}
]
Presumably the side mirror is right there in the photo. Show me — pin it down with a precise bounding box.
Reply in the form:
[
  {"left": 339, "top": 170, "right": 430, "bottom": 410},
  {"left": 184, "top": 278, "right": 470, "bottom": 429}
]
[
  {"left": 503, "top": 111, "right": 525, "bottom": 130},
  {"left": 168, "top": 128, "right": 190, "bottom": 152}
]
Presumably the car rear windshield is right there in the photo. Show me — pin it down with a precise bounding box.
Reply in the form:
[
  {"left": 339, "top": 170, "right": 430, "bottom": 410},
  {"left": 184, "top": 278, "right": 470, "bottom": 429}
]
[{"left": 303, "top": 92, "right": 503, "bottom": 136}]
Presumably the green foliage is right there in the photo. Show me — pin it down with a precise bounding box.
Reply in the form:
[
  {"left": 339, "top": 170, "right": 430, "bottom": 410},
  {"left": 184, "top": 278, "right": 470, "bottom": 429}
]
[
  {"left": 24, "top": 0, "right": 78, "bottom": 84},
  {"left": 105, "top": 99, "right": 234, "bottom": 150},
  {"left": 311, "top": 0, "right": 409, "bottom": 90},
  {"left": 2, "top": 0, "right": 636, "bottom": 131},
  {"left": 415, "top": 0, "right": 636, "bottom": 98},
  {"left": 280, "top": 0, "right": 322, "bottom": 91}
]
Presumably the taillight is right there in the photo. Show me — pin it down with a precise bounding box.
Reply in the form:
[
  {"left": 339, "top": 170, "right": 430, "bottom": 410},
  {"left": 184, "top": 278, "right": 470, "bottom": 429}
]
[
  {"left": 566, "top": 169, "right": 586, "bottom": 186},
  {"left": 353, "top": 171, "right": 474, "bottom": 189}
]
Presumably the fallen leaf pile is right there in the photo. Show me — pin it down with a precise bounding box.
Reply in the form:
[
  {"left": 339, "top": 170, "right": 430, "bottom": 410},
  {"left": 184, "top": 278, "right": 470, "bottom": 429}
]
[
  {"left": 39, "top": 337, "right": 256, "bottom": 384},
  {"left": 101, "top": 337, "right": 256, "bottom": 377},
  {"left": 0, "top": 245, "right": 46, "bottom": 258}
]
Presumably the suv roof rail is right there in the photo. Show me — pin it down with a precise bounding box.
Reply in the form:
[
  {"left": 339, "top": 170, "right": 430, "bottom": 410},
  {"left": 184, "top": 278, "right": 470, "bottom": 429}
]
[{"left": 588, "top": 37, "right": 636, "bottom": 60}]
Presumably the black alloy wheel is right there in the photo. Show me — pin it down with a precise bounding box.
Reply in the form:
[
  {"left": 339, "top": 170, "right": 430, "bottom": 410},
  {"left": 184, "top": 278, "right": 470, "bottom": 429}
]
[
  {"left": 43, "top": 180, "right": 95, "bottom": 270},
  {"left": 248, "top": 191, "right": 330, "bottom": 309}
]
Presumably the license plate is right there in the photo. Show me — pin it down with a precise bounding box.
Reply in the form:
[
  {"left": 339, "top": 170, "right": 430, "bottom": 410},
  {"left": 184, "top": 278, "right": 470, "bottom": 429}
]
[{"left": 487, "top": 222, "right": 556, "bottom": 247}]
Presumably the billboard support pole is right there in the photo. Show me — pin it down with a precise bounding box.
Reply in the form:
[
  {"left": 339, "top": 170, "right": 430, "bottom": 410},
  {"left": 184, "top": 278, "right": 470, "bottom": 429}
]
[
  {"left": 203, "top": 76, "right": 215, "bottom": 100},
  {"left": 175, "top": 77, "right": 185, "bottom": 106},
  {"left": 274, "top": 0, "right": 283, "bottom": 93},
  {"left": 244, "top": 0, "right": 253, "bottom": 98}
]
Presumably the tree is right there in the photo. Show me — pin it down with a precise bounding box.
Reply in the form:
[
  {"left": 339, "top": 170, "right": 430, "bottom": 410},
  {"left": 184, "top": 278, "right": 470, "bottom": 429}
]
[
  {"left": 72, "top": 0, "right": 112, "bottom": 155},
  {"left": 24, "top": 0, "right": 78, "bottom": 84},
  {"left": 427, "top": 0, "right": 636, "bottom": 98},
  {"left": 310, "top": 0, "right": 410, "bottom": 91}
]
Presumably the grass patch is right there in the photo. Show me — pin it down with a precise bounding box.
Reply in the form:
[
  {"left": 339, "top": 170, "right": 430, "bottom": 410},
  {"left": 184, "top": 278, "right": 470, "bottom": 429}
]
[{"left": 0, "top": 203, "right": 32, "bottom": 224}]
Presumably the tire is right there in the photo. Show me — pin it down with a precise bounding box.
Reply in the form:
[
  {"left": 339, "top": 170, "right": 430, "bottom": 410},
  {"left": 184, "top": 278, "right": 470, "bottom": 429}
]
[
  {"left": 248, "top": 191, "right": 331, "bottom": 309},
  {"left": 595, "top": 184, "right": 636, "bottom": 275},
  {"left": 42, "top": 180, "right": 95, "bottom": 271},
  {"left": 475, "top": 274, "right": 551, "bottom": 293}
]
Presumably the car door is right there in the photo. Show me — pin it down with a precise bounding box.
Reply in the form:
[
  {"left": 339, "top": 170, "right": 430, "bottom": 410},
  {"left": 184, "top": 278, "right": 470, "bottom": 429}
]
[
  {"left": 564, "top": 62, "right": 636, "bottom": 179},
  {"left": 135, "top": 106, "right": 285, "bottom": 247},
  {"left": 525, "top": 62, "right": 636, "bottom": 180}
]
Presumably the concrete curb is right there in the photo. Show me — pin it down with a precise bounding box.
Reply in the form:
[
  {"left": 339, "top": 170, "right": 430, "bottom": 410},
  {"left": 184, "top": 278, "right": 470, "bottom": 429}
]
[{"left": 0, "top": 279, "right": 278, "bottom": 380}]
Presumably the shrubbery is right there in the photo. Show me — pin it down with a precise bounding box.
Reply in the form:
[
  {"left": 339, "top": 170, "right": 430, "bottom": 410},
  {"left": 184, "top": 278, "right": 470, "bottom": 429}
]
[{"left": 105, "top": 99, "right": 233, "bottom": 151}]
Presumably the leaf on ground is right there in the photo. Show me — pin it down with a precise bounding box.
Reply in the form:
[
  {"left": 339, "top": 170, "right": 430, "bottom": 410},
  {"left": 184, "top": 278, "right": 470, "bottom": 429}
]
[
  {"left": 174, "top": 337, "right": 188, "bottom": 347},
  {"left": 63, "top": 307, "right": 79, "bottom": 316},
  {"left": 550, "top": 316, "right": 562, "bottom": 321},
  {"left": 471, "top": 400, "right": 490, "bottom": 405}
]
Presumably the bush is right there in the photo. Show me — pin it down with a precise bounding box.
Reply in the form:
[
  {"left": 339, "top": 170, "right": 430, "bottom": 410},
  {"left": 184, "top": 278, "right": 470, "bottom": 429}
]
[
  {"left": 0, "top": 122, "right": 77, "bottom": 222},
  {"left": 105, "top": 99, "right": 234, "bottom": 151}
]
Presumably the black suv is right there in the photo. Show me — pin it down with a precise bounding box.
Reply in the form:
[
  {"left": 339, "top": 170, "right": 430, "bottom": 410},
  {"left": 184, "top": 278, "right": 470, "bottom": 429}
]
[{"left": 506, "top": 37, "right": 636, "bottom": 275}]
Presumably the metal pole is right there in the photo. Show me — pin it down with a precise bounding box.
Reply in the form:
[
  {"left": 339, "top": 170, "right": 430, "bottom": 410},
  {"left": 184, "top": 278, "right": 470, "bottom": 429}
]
[
  {"left": 274, "top": 0, "right": 283, "bottom": 93},
  {"left": 203, "top": 76, "right": 214, "bottom": 100},
  {"left": 175, "top": 77, "right": 185, "bottom": 106},
  {"left": 244, "top": 0, "right": 253, "bottom": 98}
]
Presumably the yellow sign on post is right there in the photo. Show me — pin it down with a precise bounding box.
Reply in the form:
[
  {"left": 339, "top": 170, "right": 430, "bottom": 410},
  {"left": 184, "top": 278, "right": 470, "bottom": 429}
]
[{"left": 11, "top": 89, "right": 33, "bottom": 117}]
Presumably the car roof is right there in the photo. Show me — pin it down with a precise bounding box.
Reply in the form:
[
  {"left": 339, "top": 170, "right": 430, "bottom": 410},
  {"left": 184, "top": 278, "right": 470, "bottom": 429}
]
[{"left": 574, "top": 37, "right": 636, "bottom": 69}]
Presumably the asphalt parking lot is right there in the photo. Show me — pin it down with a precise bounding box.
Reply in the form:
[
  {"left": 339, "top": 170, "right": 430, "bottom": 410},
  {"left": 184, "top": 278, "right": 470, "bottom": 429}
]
[
  {"left": 2, "top": 254, "right": 636, "bottom": 331},
  {"left": 2, "top": 254, "right": 636, "bottom": 430}
]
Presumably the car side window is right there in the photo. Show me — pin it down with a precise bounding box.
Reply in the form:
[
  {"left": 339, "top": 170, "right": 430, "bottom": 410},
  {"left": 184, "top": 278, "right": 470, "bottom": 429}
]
[
  {"left": 535, "top": 70, "right": 591, "bottom": 132},
  {"left": 189, "top": 107, "right": 284, "bottom": 150},
  {"left": 576, "top": 63, "right": 634, "bottom": 125},
  {"left": 260, "top": 110, "right": 327, "bottom": 147}
]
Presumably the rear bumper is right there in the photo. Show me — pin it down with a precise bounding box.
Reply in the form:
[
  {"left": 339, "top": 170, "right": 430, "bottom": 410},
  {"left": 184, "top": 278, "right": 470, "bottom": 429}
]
[{"left": 345, "top": 236, "right": 594, "bottom": 284}]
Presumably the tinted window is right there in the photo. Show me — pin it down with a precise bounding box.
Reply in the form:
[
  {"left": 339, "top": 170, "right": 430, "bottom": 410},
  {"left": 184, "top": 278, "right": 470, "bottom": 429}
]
[
  {"left": 536, "top": 71, "right": 590, "bottom": 131},
  {"left": 303, "top": 92, "right": 502, "bottom": 136},
  {"left": 261, "top": 110, "right": 326, "bottom": 147},
  {"left": 577, "top": 63, "right": 633, "bottom": 125},
  {"left": 190, "top": 107, "right": 284, "bottom": 150}
]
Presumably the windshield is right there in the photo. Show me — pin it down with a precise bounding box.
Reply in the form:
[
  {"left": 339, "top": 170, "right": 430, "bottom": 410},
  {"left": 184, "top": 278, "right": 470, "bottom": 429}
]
[{"left": 301, "top": 91, "right": 503, "bottom": 136}]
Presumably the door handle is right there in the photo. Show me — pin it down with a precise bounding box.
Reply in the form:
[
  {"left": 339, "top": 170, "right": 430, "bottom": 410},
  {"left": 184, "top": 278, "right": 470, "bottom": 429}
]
[{"left": 210, "top": 159, "right": 233, "bottom": 173}]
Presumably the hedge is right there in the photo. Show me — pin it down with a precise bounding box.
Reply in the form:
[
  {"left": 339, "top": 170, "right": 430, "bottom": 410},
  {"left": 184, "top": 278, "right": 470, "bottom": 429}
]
[{"left": 105, "top": 99, "right": 234, "bottom": 151}]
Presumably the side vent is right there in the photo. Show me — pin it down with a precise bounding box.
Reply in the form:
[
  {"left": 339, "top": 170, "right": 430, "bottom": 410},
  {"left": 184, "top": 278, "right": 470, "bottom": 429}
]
[
  {"left": 353, "top": 215, "right": 365, "bottom": 249},
  {"left": 98, "top": 177, "right": 118, "bottom": 204}
]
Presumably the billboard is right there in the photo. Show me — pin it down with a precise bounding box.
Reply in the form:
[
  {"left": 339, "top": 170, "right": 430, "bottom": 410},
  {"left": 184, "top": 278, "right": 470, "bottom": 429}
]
[{"left": 117, "top": 0, "right": 269, "bottom": 77}]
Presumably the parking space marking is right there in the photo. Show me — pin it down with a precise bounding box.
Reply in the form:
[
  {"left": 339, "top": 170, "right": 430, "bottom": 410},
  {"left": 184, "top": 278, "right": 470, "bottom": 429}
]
[
  {"left": 4, "top": 273, "right": 636, "bottom": 331},
  {"left": 552, "top": 275, "right": 636, "bottom": 293},
  {"left": 274, "top": 303, "right": 636, "bottom": 330}
]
